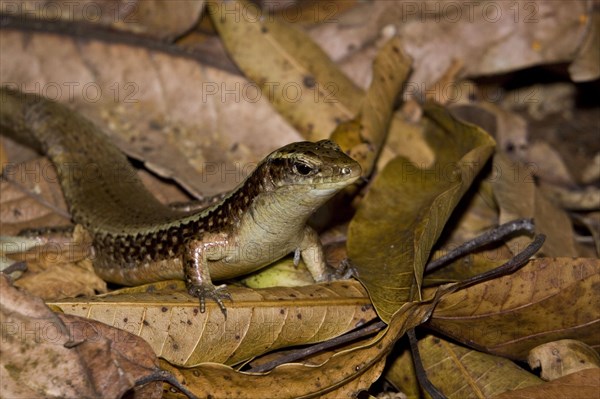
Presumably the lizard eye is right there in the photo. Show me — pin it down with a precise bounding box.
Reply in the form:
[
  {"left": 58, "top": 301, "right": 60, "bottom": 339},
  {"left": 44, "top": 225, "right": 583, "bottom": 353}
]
[{"left": 293, "top": 161, "right": 315, "bottom": 176}]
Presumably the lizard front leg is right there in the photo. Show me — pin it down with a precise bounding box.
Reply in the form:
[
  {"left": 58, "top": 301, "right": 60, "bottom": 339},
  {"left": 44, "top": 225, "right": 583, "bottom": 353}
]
[
  {"left": 296, "top": 226, "right": 329, "bottom": 282},
  {"left": 184, "top": 237, "right": 232, "bottom": 317}
]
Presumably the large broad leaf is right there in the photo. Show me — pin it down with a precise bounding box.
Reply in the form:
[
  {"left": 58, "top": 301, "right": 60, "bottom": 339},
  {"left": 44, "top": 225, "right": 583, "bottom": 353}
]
[
  {"left": 158, "top": 292, "right": 445, "bottom": 398},
  {"left": 50, "top": 281, "right": 377, "bottom": 367},
  {"left": 348, "top": 104, "right": 495, "bottom": 322},
  {"left": 428, "top": 258, "right": 600, "bottom": 360}
]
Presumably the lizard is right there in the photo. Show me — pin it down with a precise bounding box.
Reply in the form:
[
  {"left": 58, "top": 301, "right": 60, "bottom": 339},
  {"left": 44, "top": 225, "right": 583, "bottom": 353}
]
[{"left": 0, "top": 87, "right": 362, "bottom": 316}]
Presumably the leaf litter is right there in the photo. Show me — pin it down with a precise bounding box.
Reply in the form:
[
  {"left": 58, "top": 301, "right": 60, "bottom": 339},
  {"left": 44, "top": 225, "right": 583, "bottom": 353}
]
[{"left": 0, "top": 1, "right": 598, "bottom": 397}]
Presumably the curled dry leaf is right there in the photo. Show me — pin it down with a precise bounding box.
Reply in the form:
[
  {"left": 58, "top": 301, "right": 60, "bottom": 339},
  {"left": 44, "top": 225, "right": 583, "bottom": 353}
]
[
  {"left": 331, "top": 36, "right": 411, "bottom": 178},
  {"left": 0, "top": 274, "right": 161, "bottom": 398},
  {"left": 348, "top": 103, "right": 495, "bottom": 322},
  {"left": 575, "top": 212, "right": 600, "bottom": 256},
  {"left": 50, "top": 280, "right": 378, "bottom": 367},
  {"left": 417, "top": 335, "right": 543, "bottom": 398},
  {"left": 428, "top": 258, "right": 600, "bottom": 360},
  {"left": 528, "top": 339, "right": 600, "bottom": 381},
  {"left": 492, "top": 368, "right": 600, "bottom": 399}
]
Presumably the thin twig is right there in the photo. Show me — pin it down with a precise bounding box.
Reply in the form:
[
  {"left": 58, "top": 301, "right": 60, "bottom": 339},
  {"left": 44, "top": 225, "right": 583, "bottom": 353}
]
[
  {"left": 425, "top": 218, "right": 535, "bottom": 273},
  {"left": 407, "top": 329, "right": 447, "bottom": 399},
  {"left": 451, "top": 234, "right": 546, "bottom": 292},
  {"left": 135, "top": 369, "right": 199, "bottom": 399},
  {"left": 1, "top": 261, "right": 27, "bottom": 275},
  {"left": 248, "top": 320, "right": 387, "bottom": 373}
]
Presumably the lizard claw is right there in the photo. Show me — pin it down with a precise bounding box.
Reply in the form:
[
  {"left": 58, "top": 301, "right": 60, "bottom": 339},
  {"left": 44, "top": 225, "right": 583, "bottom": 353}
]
[{"left": 188, "top": 283, "right": 232, "bottom": 318}]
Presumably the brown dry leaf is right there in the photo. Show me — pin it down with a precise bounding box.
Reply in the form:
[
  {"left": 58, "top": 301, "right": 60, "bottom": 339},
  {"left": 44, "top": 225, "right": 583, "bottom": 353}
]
[
  {"left": 452, "top": 101, "right": 530, "bottom": 160},
  {"left": 0, "top": 28, "right": 301, "bottom": 196},
  {"left": 528, "top": 339, "right": 600, "bottom": 381},
  {"left": 492, "top": 368, "right": 600, "bottom": 399},
  {"left": 0, "top": 0, "right": 205, "bottom": 41},
  {"left": 384, "top": 345, "right": 421, "bottom": 399},
  {"left": 157, "top": 296, "right": 438, "bottom": 398},
  {"left": 0, "top": 147, "right": 189, "bottom": 234},
  {"left": 527, "top": 140, "right": 576, "bottom": 186},
  {"left": 49, "top": 280, "right": 378, "bottom": 367},
  {"left": 418, "top": 335, "right": 543, "bottom": 398},
  {"left": 569, "top": 8, "right": 600, "bottom": 82},
  {"left": 56, "top": 313, "right": 163, "bottom": 399},
  {"left": 208, "top": 0, "right": 363, "bottom": 140},
  {"left": 3, "top": 225, "right": 105, "bottom": 299},
  {"left": 428, "top": 258, "right": 600, "bottom": 360},
  {"left": 492, "top": 152, "right": 578, "bottom": 257},
  {"left": 14, "top": 259, "right": 106, "bottom": 300},
  {"left": 538, "top": 183, "right": 600, "bottom": 212},
  {"left": 424, "top": 180, "right": 512, "bottom": 284},
  {"left": 0, "top": 274, "right": 161, "bottom": 398},
  {"left": 576, "top": 212, "right": 600, "bottom": 256},
  {"left": 347, "top": 103, "right": 495, "bottom": 322},
  {"left": 0, "top": 157, "right": 70, "bottom": 235},
  {"left": 0, "top": 136, "right": 8, "bottom": 169},
  {"left": 582, "top": 153, "right": 600, "bottom": 184},
  {"left": 310, "top": 1, "right": 590, "bottom": 88}
]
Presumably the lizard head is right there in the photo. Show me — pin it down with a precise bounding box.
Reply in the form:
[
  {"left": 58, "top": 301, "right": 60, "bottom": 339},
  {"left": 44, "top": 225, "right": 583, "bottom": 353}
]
[{"left": 265, "top": 140, "right": 362, "bottom": 196}]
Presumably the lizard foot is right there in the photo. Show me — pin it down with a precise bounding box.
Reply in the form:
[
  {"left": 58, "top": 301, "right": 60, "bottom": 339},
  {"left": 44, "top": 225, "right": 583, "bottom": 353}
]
[{"left": 187, "top": 283, "right": 232, "bottom": 318}]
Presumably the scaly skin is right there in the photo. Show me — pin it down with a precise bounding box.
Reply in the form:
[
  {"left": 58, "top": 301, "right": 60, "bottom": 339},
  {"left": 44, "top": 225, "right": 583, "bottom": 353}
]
[{"left": 0, "top": 88, "right": 362, "bottom": 315}]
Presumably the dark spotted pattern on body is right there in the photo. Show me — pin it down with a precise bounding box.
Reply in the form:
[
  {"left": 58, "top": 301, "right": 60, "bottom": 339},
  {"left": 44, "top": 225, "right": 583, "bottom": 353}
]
[{"left": 93, "top": 165, "right": 270, "bottom": 267}]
